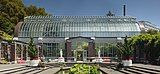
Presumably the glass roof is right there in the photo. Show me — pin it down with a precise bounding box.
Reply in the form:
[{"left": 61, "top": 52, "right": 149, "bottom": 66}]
[{"left": 19, "top": 16, "right": 140, "bottom": 37}]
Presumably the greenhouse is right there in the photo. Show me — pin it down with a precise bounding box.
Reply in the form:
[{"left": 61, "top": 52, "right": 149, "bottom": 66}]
[{"left": 14, "top": 15, "right": 141, "bottom": 61}]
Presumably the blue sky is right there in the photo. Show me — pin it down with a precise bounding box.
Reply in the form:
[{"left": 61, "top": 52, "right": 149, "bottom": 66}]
[{"left": 23, "top": 0, "right": 160, "bottom": 27}]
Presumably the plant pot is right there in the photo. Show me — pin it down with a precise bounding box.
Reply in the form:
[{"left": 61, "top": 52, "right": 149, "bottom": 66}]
[
  {"left": 122, "top": 60, "right": 132, "bottom": 66},
  {"left": 28, "top": 59, "right": 40, "bottom": 67}
]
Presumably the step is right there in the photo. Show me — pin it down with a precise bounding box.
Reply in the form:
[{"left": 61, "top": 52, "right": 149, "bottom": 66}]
[
  {"left": 131, "top": 66, "right": 160, "bottom": 74},
  {"left": 100, "top": 67, "right": 123, "bottom": 74},
  {"left": 111, "top": 67, "right": 134, "bottom": 74},
  {"left": 3, "top": 67, "right": 33, "bottom": 74},
  {"left": 124, "top": 68, "right": 148, "bottom": 74}
]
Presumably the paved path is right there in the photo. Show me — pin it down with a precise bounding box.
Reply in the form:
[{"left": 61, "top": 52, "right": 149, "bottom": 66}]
[{"left": 0, "top": 63, "right": 159, "bottom": 74}]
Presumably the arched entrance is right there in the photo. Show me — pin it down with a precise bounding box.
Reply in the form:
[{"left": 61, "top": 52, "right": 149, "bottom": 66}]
[{"left": 65, "top": 36, "right": 95, "bottom": 62}]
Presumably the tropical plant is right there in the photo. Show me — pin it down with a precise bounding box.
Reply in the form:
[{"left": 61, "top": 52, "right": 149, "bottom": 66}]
[
  {"left": 69, "top": 64, "right": 100, "bottom": 74},
  {"left": 117, "top": 36, "right": 133, "bottom": 60},
  {"left": 28, "top": 37, "right": 38, "bottom": 60}
]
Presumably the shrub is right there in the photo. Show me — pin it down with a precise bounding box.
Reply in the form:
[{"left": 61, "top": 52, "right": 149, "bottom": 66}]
[{"left": 69, "top": 64, "right": 100, "bottom": 74}]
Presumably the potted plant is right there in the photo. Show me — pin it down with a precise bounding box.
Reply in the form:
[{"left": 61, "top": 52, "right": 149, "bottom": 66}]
[
  {"left": 117, "top": 36, "right": 133, "bottom": 66},
  {"left": 28, "top": 37, "right": 40, "bottom": 67}
]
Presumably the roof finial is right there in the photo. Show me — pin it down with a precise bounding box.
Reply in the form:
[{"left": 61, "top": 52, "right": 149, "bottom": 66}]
[{"left": 107, "top": 11, "right": 115, "bottom": 16}]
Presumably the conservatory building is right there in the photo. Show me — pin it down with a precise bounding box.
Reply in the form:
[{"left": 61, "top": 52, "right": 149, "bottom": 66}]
[{"left": 14, "top": 15, "right": 141, "bottom": 61}]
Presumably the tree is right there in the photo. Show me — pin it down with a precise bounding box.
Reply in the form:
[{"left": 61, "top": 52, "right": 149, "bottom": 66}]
[
  {"left": 24, "top": 5, "right": 48, "bottom": 16},
  {"left": 0, "top": 0, "right": 48, "bottom": 36},
  {"left": 28, "top": 37, "right": 38, "bottom": 60},
  {"left": 146, "top": 29, "right": 158, "bottom": 35},
  {"left": 0, "top": 16, "right": 14, "bottom": 34},
  {"left": 129, "top": 32, "right": 160, "bottom": 64}
]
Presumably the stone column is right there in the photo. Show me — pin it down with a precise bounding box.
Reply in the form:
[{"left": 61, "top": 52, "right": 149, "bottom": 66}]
[
  {"left": 36, "top": 45, "right": 39, "bottom": 58},
  {"left": 21, "top": 44, "right": 23, "bottom": 60},
  {"left": 23, "top": 45, "right": 26, "bottom": 60},
  {"left": 66, "top": 40, "right": 71, "bottom": 61},
  {"left": 10, "top": 44, "right": 16, "bottom": 62},
  {"left": 88, "top": 40, "right": 96, "bottom": 57},
  {"left": 26, "top": 45, "right": 29, "bottom": 60}
]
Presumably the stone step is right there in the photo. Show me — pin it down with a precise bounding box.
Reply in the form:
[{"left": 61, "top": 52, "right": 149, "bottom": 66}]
[
  {"left": 26, "top": 67, "right": 51, "bottom": 74},
  {"left": 133, "top": 66, "right": 160, "bottom": 73},
  {"left": 124, "top": 68, "right": 148, "bottom": 74},
  {"left": 0, "top": 66, "right": 53, "bottom": 74},
  {"left": 131, "top": 66, "right": 160, "bottom": 74},
  {"left": 3, "top": 67, "right": 33, "bottom": 74},
  {"left": 100, "top": 67, "right": 123, "bottom": 74},
  {"left": 0, "top": 66, "right": 26, "bottom": 72},
  {"left": 111, "top": 67, "right": 134, "bottom": 74},
  {"left": 15, "top": 68, "right": 40, "bottom": 74},
  {"left": 41, "top": 67, "right": 60, "bottom": 74}
]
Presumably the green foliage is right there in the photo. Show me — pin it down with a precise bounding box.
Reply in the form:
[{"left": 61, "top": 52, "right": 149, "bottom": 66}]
[
  {"left": 129, "top": 34, "right": 152, "bottom": 52},
  {"left": 95, "top": 46, "right": 101, "bottom": 53},
  {"left": 0, "top": 0, "right": 25, "bottom": 35},
  {"left": 0, "top": 60, "right": 8, "bottom": 64},
  {"left": 0, "top": 16, "right": 14, "bottom": 34},
  {"left": 95, "top": 43, "right": 118, "bottom": 56},
  {"left": 69, "top": 64, "right": 100, "bottom": 74},
  {"left": 28, "top": 37, "right": 38, "bottom": 59},
  {"left": 117, "top": 36, "right": 133, "bottom": 59},
  {"left": 81, "top": 41, "right": 88, "bottom": 50},
  {"left": 0, "top": 30, "right": 12, "bottom": 41},
  {"left": 104, "top": 43, "right": 118, "bottom": 53},
  {"left": 25, "top": 5, "right": 48, "bottom": 16},
  {"left": 146, "top": 29, "right": 158, "bottom": 35},
  {"left": 0, "top": 0, "right": 48, "bottom": 35},
  {"left": 129, "top": 32, "right": 160, "bottom": 62}
]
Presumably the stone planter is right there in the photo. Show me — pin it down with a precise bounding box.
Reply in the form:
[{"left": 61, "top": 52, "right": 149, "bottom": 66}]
[
  {"left": 28, "top": 59, "right": 40, "bottom": 67},
  {"left": 122, "top": 60, "right": 132, "bottom": 66},
  {"left": 58, "top": 57, "right": 65, "bottom": 63}
]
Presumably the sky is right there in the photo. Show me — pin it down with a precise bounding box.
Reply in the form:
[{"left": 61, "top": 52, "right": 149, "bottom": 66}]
[{"left": 23, "top": 0, "right": 160, "bottom": 27}]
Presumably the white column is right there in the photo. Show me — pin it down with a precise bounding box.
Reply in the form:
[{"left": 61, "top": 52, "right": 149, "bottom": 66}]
[
  {"left": 13, "top": 37, "right": 18, "bottom": 63},
  {"left": 14, "top": 42, "right": 17, "bottom": 63}
]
